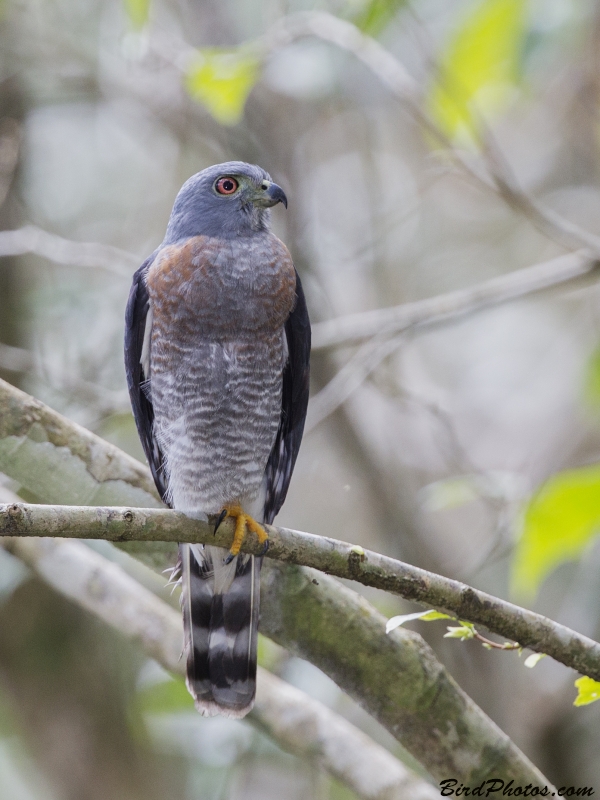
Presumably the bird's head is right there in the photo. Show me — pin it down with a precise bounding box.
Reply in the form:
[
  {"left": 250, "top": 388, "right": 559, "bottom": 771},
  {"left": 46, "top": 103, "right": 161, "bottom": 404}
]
[{"left": 163, "top": 161, "right": 288, "bottom": 244}]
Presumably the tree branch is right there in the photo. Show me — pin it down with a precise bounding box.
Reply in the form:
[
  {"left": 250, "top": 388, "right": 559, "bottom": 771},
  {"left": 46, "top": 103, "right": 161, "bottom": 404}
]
[
  {"left": 1, "top": 499, "right": 599, "bottom": 685},
  {"left": 2, "top": 535, "right": 439, "bottom": 800},
  {"left": 0, "top": 378, "right": 554, "bottom": 784},
  {"left": 0, "top": 225, "right": 138, "bottom": 276},
  {"left": 258, "top": 559, "right": 550, "bottom": 786},
  {"left": 311, "top": 249, "right": 600, "bottom": 350}
]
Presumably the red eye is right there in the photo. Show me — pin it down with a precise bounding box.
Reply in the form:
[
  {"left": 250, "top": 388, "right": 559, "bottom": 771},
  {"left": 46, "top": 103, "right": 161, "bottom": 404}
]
[{"left": 215, "top": 177, "right": 239, "bottom": 195}]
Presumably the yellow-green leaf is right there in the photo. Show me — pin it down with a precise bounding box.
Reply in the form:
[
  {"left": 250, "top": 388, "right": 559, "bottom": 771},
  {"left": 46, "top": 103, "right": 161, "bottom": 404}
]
[
  {"left": 185, "top": 48, "right": 261, "bottom": 126},
  {"left": 511, "top": 465, "right": 600, "bottom": 600},
  {"left": 574, "top": 676, "right": 600, "bottom": 707},
  {"left": 386, "top": 609, "right": 451, "bottom": 633},
  {"left": 124, "top": 0, "right": 150, "bottom": 29},
  {"left": 524, "top": 652, "right": 546, "bottom": 669},
  {"left": 352, "top": 0, "right": 409, "bottom": 37},
  {"left": 428, "top": 0, "right": 527, "bottom": 143}
]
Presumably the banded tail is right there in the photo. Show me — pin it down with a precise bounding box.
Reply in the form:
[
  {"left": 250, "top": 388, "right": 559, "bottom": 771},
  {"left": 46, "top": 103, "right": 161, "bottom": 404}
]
[{"left": 181, "top": 543, "right": 261, "bottom": 718}]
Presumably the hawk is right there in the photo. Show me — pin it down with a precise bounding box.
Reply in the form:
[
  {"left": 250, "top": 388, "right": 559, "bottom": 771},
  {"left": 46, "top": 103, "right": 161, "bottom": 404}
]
[{"left": 124, "top": 162, "right": 310, "bottom": 718}]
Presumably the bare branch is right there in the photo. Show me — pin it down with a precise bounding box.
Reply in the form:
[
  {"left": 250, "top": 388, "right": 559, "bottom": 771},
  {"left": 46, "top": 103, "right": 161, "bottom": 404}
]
[
  {"left": 312, "top": 249, "right": 599, "bottom": 350},
  {"left": 2, "top": 535, "right": 438, "bottom": 800},
  {"left": 1, "top": 500, "right": 599, "bottom": 686},
  {"left": 307, "top": 248, "right": 600, "bottom": 427},
  {"left": 0, "top": 378, "right": 554, "bottom": 784},
  {"left": 306, "top": 333, "right": 404, "bottom": 431},
  {"left": 0, "top": 225, "right": 139, "bottom": 276}
]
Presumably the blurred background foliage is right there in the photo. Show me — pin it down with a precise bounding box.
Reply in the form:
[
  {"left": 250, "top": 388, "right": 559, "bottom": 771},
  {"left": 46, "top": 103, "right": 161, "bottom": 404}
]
[{"left": 1, "top": 0, "right": 600, "bottom": 795}]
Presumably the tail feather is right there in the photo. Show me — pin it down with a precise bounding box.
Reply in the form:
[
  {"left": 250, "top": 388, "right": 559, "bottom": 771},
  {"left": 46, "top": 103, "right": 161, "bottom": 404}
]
[{"left": 181, "top": 543, "right": 261, "bottom": 718}]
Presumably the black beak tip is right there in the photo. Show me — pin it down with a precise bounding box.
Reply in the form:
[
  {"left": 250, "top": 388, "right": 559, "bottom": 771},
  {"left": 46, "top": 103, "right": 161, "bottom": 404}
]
[{"left": 267, "top": 183, "right": 288, "bottom": 209}]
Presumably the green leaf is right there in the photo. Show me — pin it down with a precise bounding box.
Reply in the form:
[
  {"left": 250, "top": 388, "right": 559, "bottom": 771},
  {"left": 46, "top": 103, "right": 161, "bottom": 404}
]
[
  {"left": 386, "top": 609, "right": 451, "bottom": 634},
  {"left": 444, "top": 622, "right": 476, "bottom": 640},
  {"left": 427, "top": 0, "right": 528, "bottom": 143},
  {"left": 136, "top": 676, "right": 194, "bottom": 715},
  {"left": 524, "top": 652, "right": 546, "bottom": 669},
  {"left": 185, "top": 48, "right": 261, "bottom": 126},
  {"left": 124, "top": 0, "right": 150, "bottom": 29},
  {"left": 511, "top": 465, "right": 600, "bottom": 600},
  {"left": 422, "top": 611, "right": 453, "bottom": 622},
  {"left": 574, "top": 676, "right": 600, "bottom": 707},
  {"left": 352, "top": 0, "right": 409, "bottom": 37}
]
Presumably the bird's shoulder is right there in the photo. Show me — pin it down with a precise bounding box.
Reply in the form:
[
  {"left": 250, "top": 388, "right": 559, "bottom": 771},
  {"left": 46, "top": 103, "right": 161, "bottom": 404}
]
[{"left": 145, "top": 235, "right": 221, "bottom": 295}]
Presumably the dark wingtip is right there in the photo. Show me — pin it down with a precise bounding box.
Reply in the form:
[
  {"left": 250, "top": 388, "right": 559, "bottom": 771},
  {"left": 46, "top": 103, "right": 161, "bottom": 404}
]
[{"left": 214, "top": 509, "right": 227, "bottom": 535}]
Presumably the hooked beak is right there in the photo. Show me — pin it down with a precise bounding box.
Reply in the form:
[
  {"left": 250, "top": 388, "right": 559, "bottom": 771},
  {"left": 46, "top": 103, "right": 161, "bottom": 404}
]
[{"left": 260, "top": 181, "right": 288, "bottom": 209}]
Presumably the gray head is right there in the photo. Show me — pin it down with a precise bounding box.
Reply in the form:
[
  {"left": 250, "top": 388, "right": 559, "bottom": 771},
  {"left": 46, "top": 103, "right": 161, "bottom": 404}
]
[{"left": 162, "top": 161, "right": 287, "bottom": 244}]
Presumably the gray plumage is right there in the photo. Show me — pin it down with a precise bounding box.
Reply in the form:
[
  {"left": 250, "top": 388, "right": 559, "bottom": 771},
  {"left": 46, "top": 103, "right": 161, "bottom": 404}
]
[{"left": 124, "top": 161, "right": 310, "bottom": 717}]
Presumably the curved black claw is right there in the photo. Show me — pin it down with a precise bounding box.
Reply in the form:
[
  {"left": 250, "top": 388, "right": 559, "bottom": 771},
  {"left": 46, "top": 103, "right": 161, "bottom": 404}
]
[
  {"left": 223, "top": 552, "right": 235, "bottom": 565},
  {"left": 214, "top": 509, "right": 227, "bottom": 535},
  {"left": 259, "top": 539, "right": 269, "bottom": 557}
]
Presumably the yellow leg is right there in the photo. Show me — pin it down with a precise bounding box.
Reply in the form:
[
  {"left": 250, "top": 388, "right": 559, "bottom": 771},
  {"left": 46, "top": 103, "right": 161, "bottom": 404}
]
[{"left": 221, "top": 505, "right": 269, "bottom": 563}]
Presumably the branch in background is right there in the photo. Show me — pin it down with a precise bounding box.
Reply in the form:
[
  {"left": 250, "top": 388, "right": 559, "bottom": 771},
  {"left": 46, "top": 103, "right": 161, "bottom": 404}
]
[
  {"left": 306, "top": 333, "right": 404, "bottom": 430},
  {"left": 0, "top": 378, "right": 159, "bottom": 502},
  {"left": 0, "top": 378, "right": 552, "bottom": 784},
  {"left": 0, "top": 225, "right": 138, "bottom": 277},
  {"left": 2, "top": 535, "right": 439, "bottom": 800},
  {"left": 311, "top": 249, "right": 599, "bottom": 350},
  {"left": 2, "top": 500, "right": 599, "bottom": 684},
  {"left": 0, "top": 533, "right": 550, "bottom": 788},
  {"left": 255, "top": 668, "right": 440, "bottom": 800},
  {"left": 2, "top": 225, "right": 597, "bottom": 430},
  {"left": 307, "top": 249, "right": 600, "bottom": 427},
  {"left": 273, "top": 12, "right": 600, "bottom": 257},
  {"left": 1, "top": 226, "right": 597, "bottom": 356},
  {"left": 259, "top": 558, "right": 550, "bottom": 786},
  {"left": 155, "top": 9, "right": 600, "bottom": 257}
]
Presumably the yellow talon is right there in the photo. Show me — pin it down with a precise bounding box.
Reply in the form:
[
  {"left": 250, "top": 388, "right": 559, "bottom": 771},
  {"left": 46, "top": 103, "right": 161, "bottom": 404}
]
[{"left": 222, "top": 506, "right": 269, "bottom": 563}]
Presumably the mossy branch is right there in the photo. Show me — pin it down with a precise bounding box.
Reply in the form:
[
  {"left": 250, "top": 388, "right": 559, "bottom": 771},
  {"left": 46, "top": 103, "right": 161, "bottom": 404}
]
[
  {"left": 0, "top": 377, "right": 553, "bottom": 785},
  {"left": 1, "top": 500, "right": 599, "bottom": 685},
  {"left": 3, "top": 535, "right": 439, "bottom": 800}
]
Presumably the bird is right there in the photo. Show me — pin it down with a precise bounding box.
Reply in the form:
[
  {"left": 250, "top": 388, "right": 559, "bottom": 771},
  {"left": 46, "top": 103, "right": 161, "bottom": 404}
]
[{"left": 124, "top": 161, "right": 310, "bottom": 719}]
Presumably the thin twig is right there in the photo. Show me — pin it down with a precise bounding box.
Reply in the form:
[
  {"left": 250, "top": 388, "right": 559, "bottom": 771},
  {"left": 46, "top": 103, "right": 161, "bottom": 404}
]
[
  {"left": 1, "top": 501, "right": 599, "bottom": 683},
  {"left": 306, "top": 332, "right": 404, "bottom": 431},
  {"left": 474, "top": 631, "right": 520, "bottom": 651}
]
